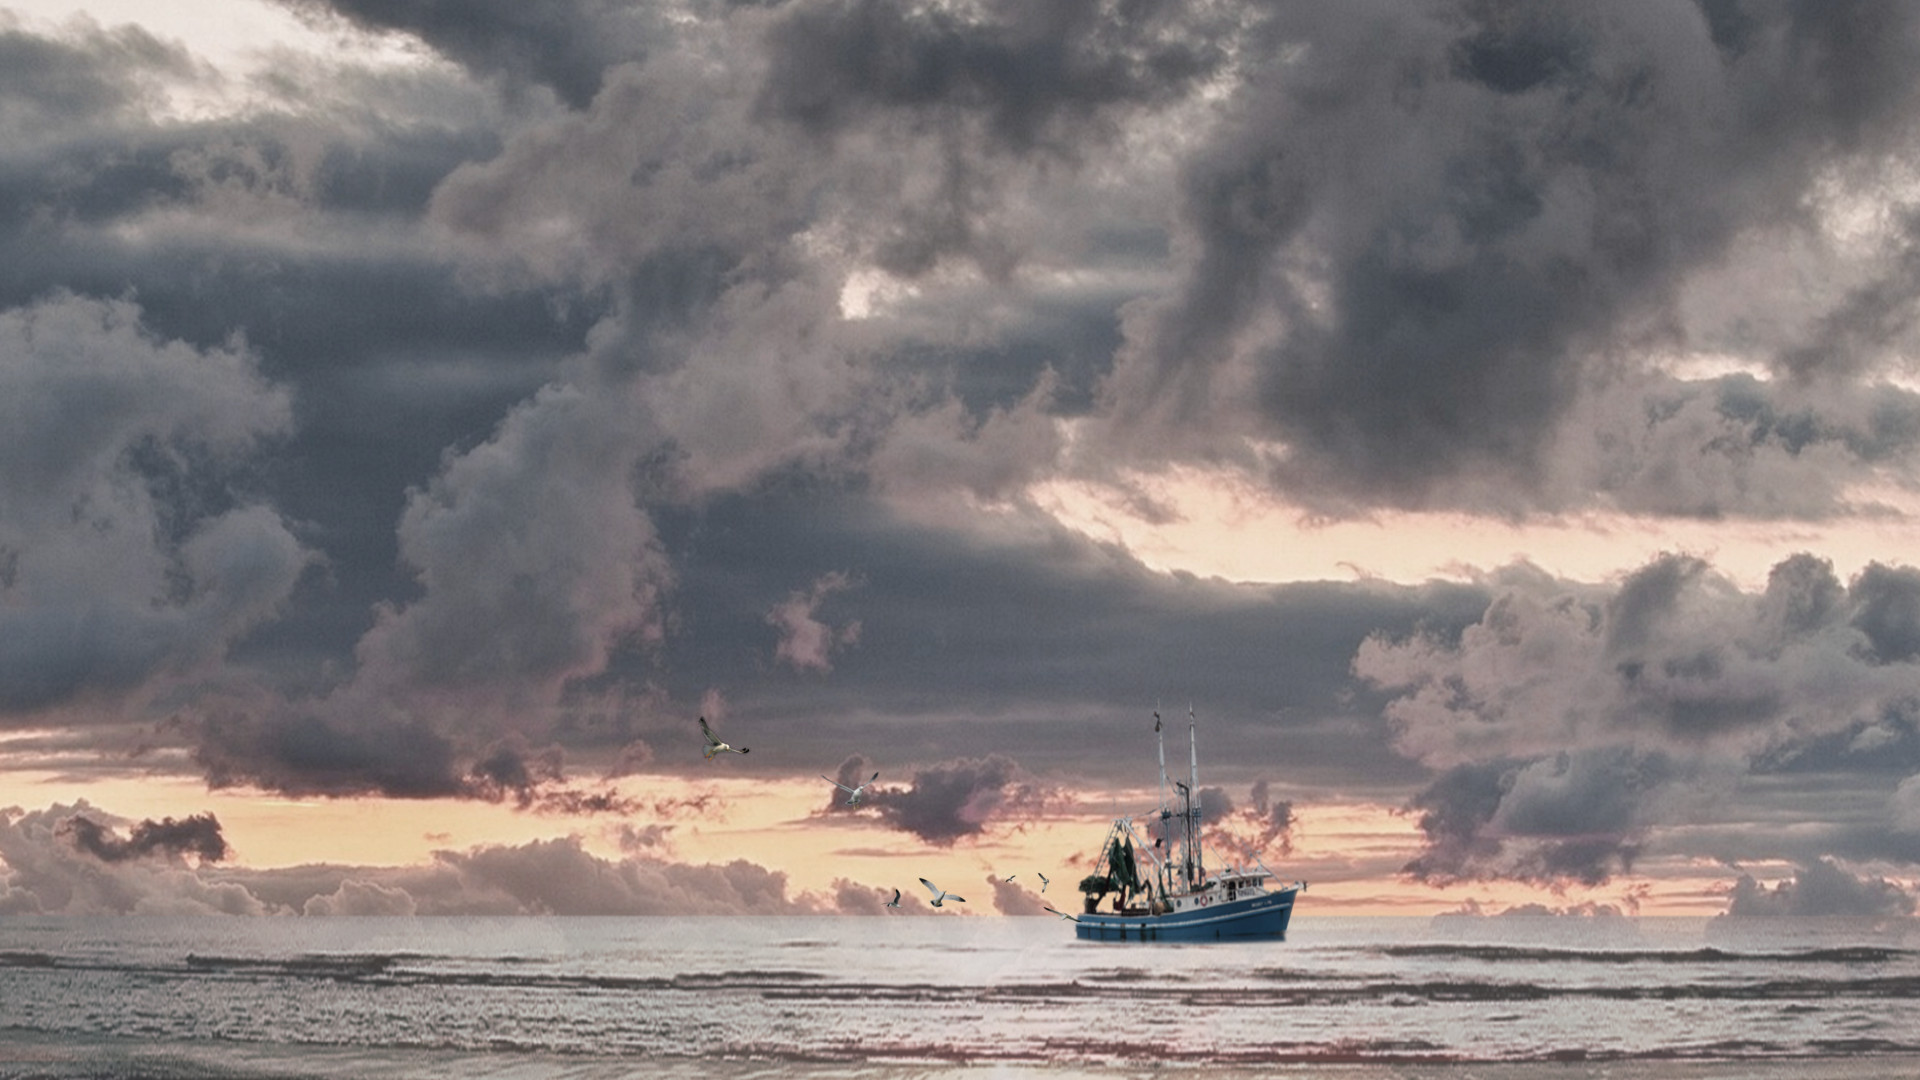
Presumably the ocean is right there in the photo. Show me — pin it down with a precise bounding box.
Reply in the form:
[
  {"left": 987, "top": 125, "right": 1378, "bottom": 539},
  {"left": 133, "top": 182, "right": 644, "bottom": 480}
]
[{"left": 2, "top": 914, "right": 1918, "bottom": 1079}]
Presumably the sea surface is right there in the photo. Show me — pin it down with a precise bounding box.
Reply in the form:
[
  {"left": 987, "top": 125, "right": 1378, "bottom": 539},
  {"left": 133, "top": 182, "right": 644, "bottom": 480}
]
[{"left": 2, "top": 914, "right": 1918, "bottom": 1079}]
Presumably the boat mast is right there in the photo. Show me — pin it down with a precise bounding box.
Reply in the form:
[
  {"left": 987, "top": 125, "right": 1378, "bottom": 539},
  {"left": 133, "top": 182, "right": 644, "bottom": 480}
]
[
  {"left": 1155, "top": 710, "right": 1169, "bottom": 816},
  {"left": 1154, "top": 710, "right": 1171, "bottom": 899},
  {"left": 1188, "top": 705, "right": 1204, "bottom": 888}
]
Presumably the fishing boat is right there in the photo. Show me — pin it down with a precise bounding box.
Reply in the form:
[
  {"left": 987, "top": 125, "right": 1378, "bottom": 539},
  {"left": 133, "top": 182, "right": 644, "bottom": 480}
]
[{"left": 1071, "top": 709, "right": 1303, "bottom": 943}]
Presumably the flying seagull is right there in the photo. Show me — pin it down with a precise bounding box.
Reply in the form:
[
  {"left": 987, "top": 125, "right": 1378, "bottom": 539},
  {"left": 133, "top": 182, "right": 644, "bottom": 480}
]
[
  {"left": 1003, "top": 874, "right": 1017, "bottom": 883},
  {"left": 821, "top": 770, "right": 879, "bottom": 806},
  {"left": 919, "top": 877, "right": 965, "bottom": 908},
  {"left": 885, "top": 888, "right": 901, "bottom": 908},
  {"left": 1044, "top": 905, "right": 1078, "bottom": 922},
  {"left": 698, "top": 716, "right": 748, "bottom": 759},
  {"left": 1037, "top": 873, "right": 1049, "bottom": 893}
]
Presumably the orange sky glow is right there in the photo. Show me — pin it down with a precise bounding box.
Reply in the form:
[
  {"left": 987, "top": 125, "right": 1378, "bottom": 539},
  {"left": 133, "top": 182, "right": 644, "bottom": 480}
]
[{"left": 0, "top": 760, "right": 1752, "bottom": 917}]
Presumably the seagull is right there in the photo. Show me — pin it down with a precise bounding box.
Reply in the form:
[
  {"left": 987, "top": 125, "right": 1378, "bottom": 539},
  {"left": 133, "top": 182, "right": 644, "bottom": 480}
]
[
  {"left": 821, "top": 770, "right": 879, "bottom": 806},
  {"left": 698, "top": 716, "right": 748, "bottom": 759},
  {"left": 1044, "top": 905, "right": 1078, "bottom": 922},
  {"left": 920, "top": 877, "right": 965, "bottom": 908},
  {"left": 885, "top": 888, "right": 901, "bottom": 908},
  {"left": 1003, "top": 874, "right": 1017, "bottom": 883},
  {"left": 1037, "top": 873, "right": 1049, "bottom": 893}
]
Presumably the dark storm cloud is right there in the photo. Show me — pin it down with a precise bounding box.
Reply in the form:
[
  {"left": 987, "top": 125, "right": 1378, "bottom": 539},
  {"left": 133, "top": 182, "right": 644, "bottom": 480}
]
[
  {"left": 0, "top": 18, "right": 202, "bottom": 136},
  {"left": 1400, "top": 749, "right": 1666, "bottom": 888},
  {"left": 190, "top": 710, "right": 466, "bottom": 799},
  {"left": 276, "top": 0, "right": 664, "bottom": 108},
  {"left": 742, "top": 0, "right": 1240, "bottom": 285},
  {"left": 62, "top": 813, "right": 229, "bottom": 864},
  {"left": 757, "top": 0, "right": 1229, "bottom": 152},
  {"left": 864, "top": 753, "right": 1053, "bottom": 845},
  {"left": 1851, "top": 562, "right": 1920, "bottom": 664},
  {"left": 1777, "top": 213, "right": 1920, "bottom": 382},
  {"left": 643, "top": 487, "right": 1478, "bottom": 786},
  {"left": 1099, "top": 1, "right": 1920, "bottom": 513}
]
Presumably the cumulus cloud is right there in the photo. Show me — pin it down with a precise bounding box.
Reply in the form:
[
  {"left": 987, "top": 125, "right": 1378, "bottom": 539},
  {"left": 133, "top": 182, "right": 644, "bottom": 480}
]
[
  {"left": 301, "top": 877, "right": 417, "bottom": 916},
  {"left": 1096, "top": 2, "right": 1920, "bottom": 515},
  {"left": 0, "top": 801, "right": 873, "bottom": 916},
  {"left": 817, "top": 754, "right": 878, "bottom": 815},
  {"left": 988, "top": 872, "right": 1046, "bottom": 915},
  {"left": 353, "top": 382, "right": 672, "bottom": 707},
  {"left": 1202, "top": 779, "right": 1295, "bottom": 869},
  {"left": 865, "top": 753, "right": 1054, "bottom": 846},
  {"left": 1721, "top": 859, "right": 1918, "bottom": 918},
  {"left": 0, "top": 293, "right": 312, "bottom": 721},
  {"left": 0, "top": 803, "right": 264, "bottom": 915},
  {"left": 16, "top": 0, "right": 1920, "bottom": 910},
  {"left": 180, "top": 375, "right": 676, "bottom": 800},
  {"left": 769, "top": 571, "right": 862, "bottom": 673},
  {"left": 1358, "top": 552, "right": 1920, "bottom": 886},
  {"left": 1358, "top": 553, "right": 1920, "bottom": 768}
]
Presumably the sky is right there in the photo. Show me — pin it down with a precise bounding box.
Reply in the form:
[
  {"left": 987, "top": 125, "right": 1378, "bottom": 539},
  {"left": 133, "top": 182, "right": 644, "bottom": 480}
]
[{"left": 6, "top": 0, "right": 1920, "bottom": 920}]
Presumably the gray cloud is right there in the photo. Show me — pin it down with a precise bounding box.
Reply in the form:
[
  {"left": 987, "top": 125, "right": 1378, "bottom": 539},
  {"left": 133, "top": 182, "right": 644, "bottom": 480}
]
[
  {"left": 190, "top": 709, "right": 464, "bottom": 798},
  {"left": 61, "top": 812, "right": 228, "bottom": 865},
  {"left": 0, "top": 803, "right": 266, "bottom": 915},
  {"left": 12, "top": 0, "right": 1920, "bottom": 905},
  {"left": 1203, "top": 779, "right": 1295, "bottom": 869},
  {"left": 301, "top": 877, "right": 418, "bottom": 915},
  {"left": 757, "top": 0, "right": 1230, "bottom": 152},
  {"left": 276, "top": 0, "right": 664, "bottom": 108},
  {"left": 0, "top": 17, "right": 205, "bottom": 143},
  {"left": 0, "top": 800, "right": 866, "bottom": 915},
  {"left": 1097, "top": 2, "right": 1920, "bottom": 513},
  {"left": 817, "top": 755, "right": 878, "bottom": 815},
  {"left": 0, "top": 293, "right": 313, "bottom": 720},
  {"left": 769, "top": 570, "right": 862, "bottom": 673},
  {"left": 987, "top": 872, "right": 1047, "bottom": 915},
  {"left": 1361, "top": 551, "right": 1920, "bottom": 886},
  {"left": 865, "top": 753, "right": 1052, "bottom": 846},
  {"left": 1722, "top": 858, "right": 1917, "bottom": 918}
]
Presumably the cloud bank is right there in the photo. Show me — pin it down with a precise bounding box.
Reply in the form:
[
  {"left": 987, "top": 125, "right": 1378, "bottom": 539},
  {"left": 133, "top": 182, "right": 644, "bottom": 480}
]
[{"left": 9, "top": 2, "right": 1920, "bottom": 910}]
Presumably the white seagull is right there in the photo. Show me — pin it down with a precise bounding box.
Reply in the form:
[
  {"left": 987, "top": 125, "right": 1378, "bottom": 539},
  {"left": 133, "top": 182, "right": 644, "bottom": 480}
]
[
  {"left": 919, "top": 877, "right": 965, "bottom": 908},
  {"left": 885, "top": 888, "right": 901, "bottom": 908},
  {"left": 1044, "top": 905, "right": 1078, "bottom": 922},
  {"left": 1037, "top": 873, "right": 1049, "bottom": 893},
  {"left": 821, "top": 770, "right": 879, "bottom": 805},
  {"left": 698, "top": 716, "right": 748, "bottom": 759}
]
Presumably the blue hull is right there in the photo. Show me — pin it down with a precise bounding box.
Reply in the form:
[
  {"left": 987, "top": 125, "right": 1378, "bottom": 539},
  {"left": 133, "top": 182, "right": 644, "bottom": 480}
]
[{"left": 1073, "top": 887, "right": 1298, "bottom": 943}]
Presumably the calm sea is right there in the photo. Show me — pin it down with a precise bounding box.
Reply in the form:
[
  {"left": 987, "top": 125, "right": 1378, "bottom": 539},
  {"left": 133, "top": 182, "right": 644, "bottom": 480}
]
[{"left": 2, "top": 914, "right": 1918, "bottom": 1079}]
